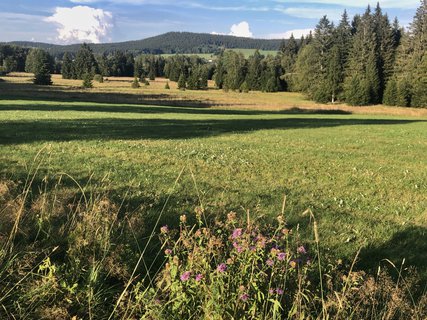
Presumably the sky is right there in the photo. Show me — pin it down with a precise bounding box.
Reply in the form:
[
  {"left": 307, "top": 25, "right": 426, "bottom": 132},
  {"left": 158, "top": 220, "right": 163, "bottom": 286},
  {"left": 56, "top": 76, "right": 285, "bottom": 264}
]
[{"left": 0, "top": 0, "right": 420, "bottom": 44}]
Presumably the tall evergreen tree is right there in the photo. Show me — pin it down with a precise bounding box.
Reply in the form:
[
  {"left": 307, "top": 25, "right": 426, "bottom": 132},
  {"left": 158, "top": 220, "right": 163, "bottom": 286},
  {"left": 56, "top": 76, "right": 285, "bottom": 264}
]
[
  {"left": 373, "top": 3, "right": 397, "bottom": 100},
  {"left": 61, "top": 52, "right": 74, "bottom": 79},
  {"left": 344, "top": 6, "right": 381, "bottom": 105},
  {"left": 280, "top": 34, "right": 299, "bottom": 91},
  {"left": 246, "top": 50, "right": 263, "bottom": 90},
  {"left": 74, "top": 43, "right": 99, "bottom": 79},
  {"left": 32, "top": 49, "right": 53, "bottom": 85}
]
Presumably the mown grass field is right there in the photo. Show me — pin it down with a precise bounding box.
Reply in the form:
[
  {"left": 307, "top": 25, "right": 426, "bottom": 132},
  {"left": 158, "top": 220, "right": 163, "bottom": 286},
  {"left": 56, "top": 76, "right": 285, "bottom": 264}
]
[{"left": 1, "top": 73, "right": 427, "bottom": 278}]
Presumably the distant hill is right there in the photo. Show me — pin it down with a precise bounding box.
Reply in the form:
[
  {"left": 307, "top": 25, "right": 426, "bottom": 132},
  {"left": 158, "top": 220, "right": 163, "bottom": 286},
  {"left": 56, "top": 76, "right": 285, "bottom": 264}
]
[{"left": 5, "top": 32, "right": 284, "bottom": 56}]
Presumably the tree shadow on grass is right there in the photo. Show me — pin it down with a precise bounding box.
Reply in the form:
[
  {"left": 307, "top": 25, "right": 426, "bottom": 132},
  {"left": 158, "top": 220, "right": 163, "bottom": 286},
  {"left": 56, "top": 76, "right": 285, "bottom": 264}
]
[
  {"left": 1, "top": 81, "right": 353, "bottom": 115},
  {"left": 0, "top": 117, "right": 425, "bottom": 145},
  {"left": 0, "top": 102, "right": 353, "bottom": 116},
  {"left": 358, "top": 225, "right": 427, "bottom": 283}
]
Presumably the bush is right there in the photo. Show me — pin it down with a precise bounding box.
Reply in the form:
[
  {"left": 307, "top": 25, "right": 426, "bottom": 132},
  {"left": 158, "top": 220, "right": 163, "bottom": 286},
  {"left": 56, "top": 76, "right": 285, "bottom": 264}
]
[
  {"left": 93, "top": 74, "right": 104, "bottom": 83},
  {"left": 165, "top": 81, "right": 170, "bottom": 90},
  {"left": 131, "top": 77, "right": 140, "bottom": 88}
]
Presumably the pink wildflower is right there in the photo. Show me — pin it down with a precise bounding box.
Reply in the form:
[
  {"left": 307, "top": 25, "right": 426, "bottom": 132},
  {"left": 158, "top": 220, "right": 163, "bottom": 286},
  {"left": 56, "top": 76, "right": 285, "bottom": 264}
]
[
  {"left": 217, "top": 263, "right": 227, "bottom": 273},
  {"left": 180, "top": 271, "right": 191, "bottom": 282},
  {"left": 195, "top": 274, "right": 204, "bottom": 282},
  {"left": 232, "top": 228, "right": 243, "bottom": 239}
]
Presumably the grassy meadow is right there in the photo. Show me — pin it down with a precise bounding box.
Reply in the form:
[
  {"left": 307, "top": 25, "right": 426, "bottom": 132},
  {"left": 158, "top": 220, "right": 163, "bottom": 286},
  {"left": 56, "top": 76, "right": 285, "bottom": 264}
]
[
  {"left": 1, "top": 73, "right": 426, "bottom": 271},
  {"left": 0, "top": 73, "right": 426, "bottom": 317}
]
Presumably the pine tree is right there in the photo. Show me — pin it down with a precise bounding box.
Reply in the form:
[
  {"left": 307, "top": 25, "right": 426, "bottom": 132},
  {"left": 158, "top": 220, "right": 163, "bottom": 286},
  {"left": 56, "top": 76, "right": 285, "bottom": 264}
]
[
  {"left": 391, "top": 0, "right": 426, "bottom": 107},
  {"left": 74, "top": 43, "right": 99, "bottom": 79},
  {"left": 61, "top": 52, "right": 74, "bottom": 79},
  {"left": 344, "top": 6, "right": 381, "bottom": 105},
  {"left": 280, "top": 34, "right": 299, "bottom": 91},
  {"left": 82, "top": 73, "right": 93, "bottom": 88},
  {"left": 32, "top": 49, "right": 53, "bottom": 85},
  {"left": 178, "top": 73, "right": 186, "bottom": 90},
  {"left": 373, "top": 3, "right": 397, "bottom": 101},
  {"left": 246, "top": 50, "right": 263, "bottom": 90},
  {"left": 214, "top": 52, "right": 226, "bottom": 89}
]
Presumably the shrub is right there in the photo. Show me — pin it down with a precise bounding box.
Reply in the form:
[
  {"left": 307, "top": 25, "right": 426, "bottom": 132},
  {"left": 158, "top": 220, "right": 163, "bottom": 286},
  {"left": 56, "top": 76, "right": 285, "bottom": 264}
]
[
  {"left": 93, "top": 74, "right": 104, "bottom": 83},
  {"left": 131, "top": 77, "right": 140, "bottom": 88},
  {"left": 165, "top": 81, "right": 170, "bottom": 90}
]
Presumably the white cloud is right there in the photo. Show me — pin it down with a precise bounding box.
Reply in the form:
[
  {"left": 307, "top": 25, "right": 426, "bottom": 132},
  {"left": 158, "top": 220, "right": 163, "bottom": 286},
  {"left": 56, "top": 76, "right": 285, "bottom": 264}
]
[
  {"left": 45, "top": 6, "right": 113, "bottom": 44},
  {"left": 267, "top": 28, "right": 313, "bottom": 39},
  {"left": 229, "top": 21, "right": 253, "bottom": 38}
]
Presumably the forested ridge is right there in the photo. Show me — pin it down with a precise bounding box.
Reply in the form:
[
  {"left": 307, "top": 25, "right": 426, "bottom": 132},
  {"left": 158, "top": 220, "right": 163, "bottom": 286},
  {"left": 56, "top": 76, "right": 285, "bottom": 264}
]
[{"left": 3, "top": 32, "right": 283, "bottom": 56}]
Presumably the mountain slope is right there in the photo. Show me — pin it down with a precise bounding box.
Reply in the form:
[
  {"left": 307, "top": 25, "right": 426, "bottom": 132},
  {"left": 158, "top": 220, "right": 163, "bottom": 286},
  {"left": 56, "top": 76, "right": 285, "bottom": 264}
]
[{"left": 6, "top": 32, "right": 285, "bottom": 56}]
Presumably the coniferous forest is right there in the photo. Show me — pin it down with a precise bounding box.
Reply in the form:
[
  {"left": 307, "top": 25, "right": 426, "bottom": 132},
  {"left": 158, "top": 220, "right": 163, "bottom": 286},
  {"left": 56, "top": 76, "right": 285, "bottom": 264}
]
[{"left": 0, "top": 2, "right": 426, "bottom": 107}]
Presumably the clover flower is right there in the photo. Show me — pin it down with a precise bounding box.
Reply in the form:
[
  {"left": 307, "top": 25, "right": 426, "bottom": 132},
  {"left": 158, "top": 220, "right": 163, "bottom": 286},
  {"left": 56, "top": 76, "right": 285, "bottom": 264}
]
[
  {"left": 180, "top": 271, "right": 191, "bottom": 282},
  {"left": 195, "top": 274, "right": 204, "bottom": 282},
  {"left": 278, "top": 252, "right": 286, "bottom": 261},
  {"left": 217, "top": 263, "right": 227, "bottom": 273},
  {"left": 232, "top": 228, "right": 243, "bottom": 239}
]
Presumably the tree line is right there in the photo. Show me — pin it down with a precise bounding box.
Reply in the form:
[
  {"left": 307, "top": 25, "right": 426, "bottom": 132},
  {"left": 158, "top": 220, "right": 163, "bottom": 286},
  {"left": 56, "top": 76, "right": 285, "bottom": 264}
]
[
  {"left": 0, "top": 1, "right": 425, "bottom": 106},
  {"left": 291, "top": 2, "right": 426, "bottom": 107}
]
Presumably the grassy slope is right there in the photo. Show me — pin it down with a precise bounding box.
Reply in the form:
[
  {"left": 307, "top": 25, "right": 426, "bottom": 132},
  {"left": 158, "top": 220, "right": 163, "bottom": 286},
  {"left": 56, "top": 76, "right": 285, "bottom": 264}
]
[{"left": 0, "top": 75, "right": 426, "bottom": 276}]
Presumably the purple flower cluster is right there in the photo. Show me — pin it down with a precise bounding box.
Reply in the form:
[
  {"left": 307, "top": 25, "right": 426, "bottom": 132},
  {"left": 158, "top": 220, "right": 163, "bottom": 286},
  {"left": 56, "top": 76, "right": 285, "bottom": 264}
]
[
  {"left": 269, "top": 288, "right": 284, "bottom": 295},
  {"left": 232, "top": 228, "right": 243, "bottom": 239},
  {"left": 217, "top": 263, "right": 227, "bottom": 273},
  {"left": 180, "top": 271, "right": 191, "bottom": 282},
  {"left": 195, "top": 274, "right": 204, "bottom": 282}
]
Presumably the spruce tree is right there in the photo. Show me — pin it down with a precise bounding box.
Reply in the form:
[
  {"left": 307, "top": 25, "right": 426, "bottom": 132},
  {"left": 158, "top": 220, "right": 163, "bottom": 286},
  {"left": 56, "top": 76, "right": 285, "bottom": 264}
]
[
  {"left": 246, "top": 50, "right": 263, "bottom": 90},
  {"left": 178, "top": 73, "right": 186, "bottom": 90},
  {"left": 82, "top": 73, "right": 93, "bottom": 88},
  {"left": 62, "top": 52, "right": 74, "bottom": 79},
  {"left": 74, "top": 43, "right": 98, "bottom": 79},
  {"left": 344, "top": 6, "right": 381, "bottom": 105},
  {"left": 280, "top": 34, "right": 299, "bottom": 91},
  {"left": 32, "top": 49, "right": 53, "bottom": 86}
]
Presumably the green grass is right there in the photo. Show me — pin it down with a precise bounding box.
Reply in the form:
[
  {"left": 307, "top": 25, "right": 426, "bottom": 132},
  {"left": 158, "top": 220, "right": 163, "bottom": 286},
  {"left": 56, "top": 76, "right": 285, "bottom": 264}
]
[{"left": 0, "top": 98, "right": 426, "bottom": 277}]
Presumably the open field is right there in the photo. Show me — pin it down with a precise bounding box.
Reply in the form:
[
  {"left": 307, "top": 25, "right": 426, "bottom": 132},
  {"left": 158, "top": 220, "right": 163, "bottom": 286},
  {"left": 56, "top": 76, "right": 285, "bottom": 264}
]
[{"left": 1, "top": 73, "right": 427, "bottom": 279}]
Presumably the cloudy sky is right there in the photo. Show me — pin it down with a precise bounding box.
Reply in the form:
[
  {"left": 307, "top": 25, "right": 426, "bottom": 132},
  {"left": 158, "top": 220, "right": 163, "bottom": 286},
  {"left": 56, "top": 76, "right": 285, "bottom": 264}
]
[{"left": 0, "top": 0, "right": 419, "bottom": 44}]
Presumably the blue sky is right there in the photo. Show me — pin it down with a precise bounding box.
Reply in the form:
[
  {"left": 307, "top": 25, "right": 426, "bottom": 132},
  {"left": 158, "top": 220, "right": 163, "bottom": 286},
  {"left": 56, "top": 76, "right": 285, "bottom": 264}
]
[{"left": 0, "top": 0, "right": 419, "bottom": 43}]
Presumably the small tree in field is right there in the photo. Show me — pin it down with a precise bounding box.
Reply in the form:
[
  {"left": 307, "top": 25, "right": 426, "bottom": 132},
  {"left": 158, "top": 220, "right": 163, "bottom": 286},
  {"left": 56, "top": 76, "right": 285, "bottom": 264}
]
[
  {"left": 32, "top": 49, "right": 53, "bottom": 85},
  {"left": 165, "top": 81, "right": 170, "bottom": 89},
  {"left": 131, "top": 76, "right": 140, "bottom": 88},
  {"left": 82, "top": 73, "right": 93, "bottom": 88}
]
